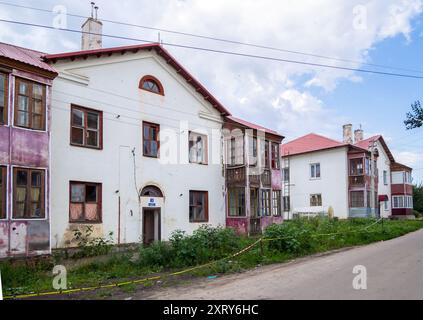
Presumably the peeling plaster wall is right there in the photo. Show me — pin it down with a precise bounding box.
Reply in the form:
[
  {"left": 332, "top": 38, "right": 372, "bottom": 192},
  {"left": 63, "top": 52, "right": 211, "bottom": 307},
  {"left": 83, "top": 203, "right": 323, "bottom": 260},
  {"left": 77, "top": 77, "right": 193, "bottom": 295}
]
[
  {"left": 50, "top": 51, "right": 226, "bottom": 248},
  {"left": 0, "top": 72, "right": 51, "bottom": 259}
]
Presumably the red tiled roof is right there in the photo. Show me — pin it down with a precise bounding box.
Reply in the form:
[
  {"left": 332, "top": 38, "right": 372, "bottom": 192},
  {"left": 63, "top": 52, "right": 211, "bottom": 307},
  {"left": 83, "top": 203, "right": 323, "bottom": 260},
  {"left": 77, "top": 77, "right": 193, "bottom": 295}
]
[
  {"left": 354, "top": 135, "right": 395, "bottom": 162},
  {"left": 225, "top": 116, "right": 283, "bottom": 137},
  {"left": 44, "top": 43, "right": 231, "bottom": 116},
  {"left": 281, "top": 133, "right": 347, "bottom": 156},
  {"left": 0, "top": 42, "right": 57, "bottom": 73}
]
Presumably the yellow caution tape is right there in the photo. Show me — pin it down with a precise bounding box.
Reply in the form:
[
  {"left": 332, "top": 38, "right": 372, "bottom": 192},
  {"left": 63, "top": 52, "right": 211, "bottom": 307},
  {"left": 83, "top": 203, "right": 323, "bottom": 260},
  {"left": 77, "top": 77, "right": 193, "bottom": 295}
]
[{"left": 4, "top": 219, "right": 383, "bottom": 300}]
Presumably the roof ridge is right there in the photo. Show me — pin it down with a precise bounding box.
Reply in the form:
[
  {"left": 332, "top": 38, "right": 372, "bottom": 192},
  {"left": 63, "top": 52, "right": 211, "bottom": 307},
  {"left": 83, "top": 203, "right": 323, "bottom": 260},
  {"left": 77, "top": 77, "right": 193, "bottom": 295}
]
[{"left": 0, "top": 41, "right": 45, "bottom": 55}]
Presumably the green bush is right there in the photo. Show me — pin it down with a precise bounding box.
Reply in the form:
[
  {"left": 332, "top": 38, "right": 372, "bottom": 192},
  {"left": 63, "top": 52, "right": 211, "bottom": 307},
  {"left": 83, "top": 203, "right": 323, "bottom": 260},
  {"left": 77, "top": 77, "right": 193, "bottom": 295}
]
[
  {"left": 264, "top": 219, "right": 315, "bottom": 254},
  {"left": 138, "top": 225, "right": 241, "bottom": 268}
]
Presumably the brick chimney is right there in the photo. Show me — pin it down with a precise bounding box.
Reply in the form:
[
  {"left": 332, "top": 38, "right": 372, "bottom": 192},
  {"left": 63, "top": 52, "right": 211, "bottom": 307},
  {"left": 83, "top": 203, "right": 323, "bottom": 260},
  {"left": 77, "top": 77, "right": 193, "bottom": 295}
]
[
  {"left": 354, "top": 128, "right": 364, "bottom": 143},
  {"left": 81, "top": 3, "right": 102, "bottom": 50},
  {"left": 343, "top": 124, "right": 353, "bottom": 144}
]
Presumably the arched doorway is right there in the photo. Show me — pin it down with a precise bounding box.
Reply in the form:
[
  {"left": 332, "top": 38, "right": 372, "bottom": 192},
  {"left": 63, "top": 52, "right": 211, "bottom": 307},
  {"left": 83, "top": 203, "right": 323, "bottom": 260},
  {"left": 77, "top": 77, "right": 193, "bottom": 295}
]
[{"left": 140, "top": 185, "right": 164, "bottom": 245}]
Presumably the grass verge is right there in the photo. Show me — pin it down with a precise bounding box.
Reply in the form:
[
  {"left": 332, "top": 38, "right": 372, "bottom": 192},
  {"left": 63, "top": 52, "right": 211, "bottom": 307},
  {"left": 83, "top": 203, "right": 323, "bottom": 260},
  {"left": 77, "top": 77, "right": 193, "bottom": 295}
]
[{"left": 1, "top": 218, "right": 422, "bottom": 298}]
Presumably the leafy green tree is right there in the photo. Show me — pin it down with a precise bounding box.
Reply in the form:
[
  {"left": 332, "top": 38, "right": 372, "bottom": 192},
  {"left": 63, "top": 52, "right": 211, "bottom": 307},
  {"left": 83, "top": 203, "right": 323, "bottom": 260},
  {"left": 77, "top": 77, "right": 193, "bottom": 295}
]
[
  {"left": 405, "top": 101, "right": 423, "bottom": 130},
  {"left": 413, "top": 183, "right": 423, "bottom": 213}
]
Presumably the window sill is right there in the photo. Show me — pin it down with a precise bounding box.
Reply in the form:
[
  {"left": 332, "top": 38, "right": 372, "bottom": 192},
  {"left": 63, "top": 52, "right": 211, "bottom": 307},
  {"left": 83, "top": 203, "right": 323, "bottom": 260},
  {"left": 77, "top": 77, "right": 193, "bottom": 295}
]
[
  {"left": 143, "top": 154, "right": 159, "bottom": 159},
  {"left": 69, "top": 221, "right": 103, "bottom": 224},
  {"left": 70, "top": 143, "right": 103, "bottom": 151}
]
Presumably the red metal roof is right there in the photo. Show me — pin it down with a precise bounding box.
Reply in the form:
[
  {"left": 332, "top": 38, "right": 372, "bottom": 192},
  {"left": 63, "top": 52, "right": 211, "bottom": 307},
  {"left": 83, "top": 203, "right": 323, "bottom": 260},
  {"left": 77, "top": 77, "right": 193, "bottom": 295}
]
[
  {"left": 225, "top": 116, "right": 283, "bottom": 137},
  {"left": 44, "top": 43, "right": 231, "bottom": 116},
  {"left": 0, "top": 42, "right": 57, "bottom": 73},
  {"left": 354, "top": 135, "right": 395, "bottom": 162},
  {"left": 281, "top": 133, "right": 348, "bottom": 156}
]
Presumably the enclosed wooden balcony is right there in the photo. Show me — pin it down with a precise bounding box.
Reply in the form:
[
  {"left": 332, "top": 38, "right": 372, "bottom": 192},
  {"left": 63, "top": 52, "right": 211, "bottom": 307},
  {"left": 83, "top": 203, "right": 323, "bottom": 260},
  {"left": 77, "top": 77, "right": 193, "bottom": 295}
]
[{"left": 349, "top": 175, "right": 365, "bottom": 187}]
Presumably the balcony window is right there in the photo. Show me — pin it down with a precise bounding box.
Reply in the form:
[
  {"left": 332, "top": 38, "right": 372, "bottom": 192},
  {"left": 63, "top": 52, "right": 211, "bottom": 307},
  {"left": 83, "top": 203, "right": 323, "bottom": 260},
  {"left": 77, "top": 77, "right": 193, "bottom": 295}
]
[
  {"left": 13, "top": 168, "right": 45, "bottom": 219},
  {"left": 350, "top": 191, "right": 364, "bottom": 207},
  {"left": 228, "top": 187, "right": 245, "bottom": 217},
  {"left": 261, "top": 189, "right": 271, "bottom": 216},
  {"left": 0, "top": 166, "right": 6, "bottom": 219},
  {"left": 271, "top": 143, "right": 280, "bottom": 169},
  {"left": 0, "top": 73, "right": 7, "bottom": 125},
  {"left": 350, "top": 158, "right": 364, "bottom": 176},
  {"left": 272, "top": 190, "right": 282, "bottom": 216}
]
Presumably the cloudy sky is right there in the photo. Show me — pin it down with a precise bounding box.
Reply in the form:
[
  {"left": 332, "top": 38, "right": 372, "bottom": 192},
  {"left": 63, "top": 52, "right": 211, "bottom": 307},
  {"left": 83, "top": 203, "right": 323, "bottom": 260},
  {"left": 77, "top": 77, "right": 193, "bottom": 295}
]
[{"left": 1, "top": 0, "right": 423, "bottom": 182}]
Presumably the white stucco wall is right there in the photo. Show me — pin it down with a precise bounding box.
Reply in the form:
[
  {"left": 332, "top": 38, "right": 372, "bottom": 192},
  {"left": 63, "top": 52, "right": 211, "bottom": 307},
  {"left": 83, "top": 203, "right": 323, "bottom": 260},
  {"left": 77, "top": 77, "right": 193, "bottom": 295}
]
[
  {"left": 50, "top": 50, "right": 226, "bottom": 248},
  {"left": 375, "top": 140, "right": 392, "bottom": 218},
  {"left": 284, "top": 147, "right": 350, "bottom": 219}
]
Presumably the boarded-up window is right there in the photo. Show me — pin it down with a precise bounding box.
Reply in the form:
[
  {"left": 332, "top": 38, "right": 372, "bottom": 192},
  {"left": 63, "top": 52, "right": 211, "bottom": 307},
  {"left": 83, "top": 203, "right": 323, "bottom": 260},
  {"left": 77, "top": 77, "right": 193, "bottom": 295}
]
[
  {"left": 143, "top": 122, "right": 160, "bottom": 158},
  {"left": 14, "top": 78, "right": 46, "bottom": 130},
  {"left": 0, "top": 73, "right": 7, "bottom": 125},
  {"left": 189, "top": 132, "right": 208, "bottom": 165},
  {"left": 70, "top": 182, "right": 102, "bottom": 223},
  {"left": 71, "top": 105, "right": 102, "bottom": 149},
  {"left": 189, "top": 191, "right": 209, "bottom": 223},
  {"left": 0, "top": 166, "right": 6, "bottom": 219},
  {"left": 228, "top": 187, "right": 245, "bottom": 217},
  {"left": 13, "top": 168, "right": 45, "bottom": 219}
]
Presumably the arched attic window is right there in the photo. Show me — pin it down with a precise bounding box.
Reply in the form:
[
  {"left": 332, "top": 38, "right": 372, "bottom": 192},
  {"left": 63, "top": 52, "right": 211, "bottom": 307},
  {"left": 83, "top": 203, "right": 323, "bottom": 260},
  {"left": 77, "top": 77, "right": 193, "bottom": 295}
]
[{"left": 139, "top": 75, "right": 164, "bottom": 96}]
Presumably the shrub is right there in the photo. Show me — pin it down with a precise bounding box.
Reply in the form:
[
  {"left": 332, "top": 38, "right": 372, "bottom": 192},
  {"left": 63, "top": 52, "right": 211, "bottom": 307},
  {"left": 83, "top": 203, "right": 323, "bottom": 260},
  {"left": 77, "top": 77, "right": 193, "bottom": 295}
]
[
  {"left": 138, "top": 225, "right": 241, "bottom": 268},
  {"left": 264, "top": 219, "right": 315, "bottom": 254}
]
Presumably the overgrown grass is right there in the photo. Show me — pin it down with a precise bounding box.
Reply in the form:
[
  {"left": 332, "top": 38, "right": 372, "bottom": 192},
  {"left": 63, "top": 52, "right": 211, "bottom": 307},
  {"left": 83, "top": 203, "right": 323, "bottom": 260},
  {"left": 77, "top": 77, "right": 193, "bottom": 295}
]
[{"left": 1, "top": 219, "right": 422, "bottom": 298}]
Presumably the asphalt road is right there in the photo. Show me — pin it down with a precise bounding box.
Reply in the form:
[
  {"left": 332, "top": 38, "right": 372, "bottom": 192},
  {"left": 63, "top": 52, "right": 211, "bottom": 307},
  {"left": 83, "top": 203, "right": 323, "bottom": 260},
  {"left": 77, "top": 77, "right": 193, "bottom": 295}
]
[{"left": 139, "top": 229, "right": 423, "bottom": 300}]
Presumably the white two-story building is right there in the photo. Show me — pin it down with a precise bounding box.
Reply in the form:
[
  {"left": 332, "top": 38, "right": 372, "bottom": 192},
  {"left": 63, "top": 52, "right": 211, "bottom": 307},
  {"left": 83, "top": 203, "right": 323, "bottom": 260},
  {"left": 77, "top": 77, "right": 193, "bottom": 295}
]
[{"left": 46, "top": 17, "right": 236, "bottom": 248}]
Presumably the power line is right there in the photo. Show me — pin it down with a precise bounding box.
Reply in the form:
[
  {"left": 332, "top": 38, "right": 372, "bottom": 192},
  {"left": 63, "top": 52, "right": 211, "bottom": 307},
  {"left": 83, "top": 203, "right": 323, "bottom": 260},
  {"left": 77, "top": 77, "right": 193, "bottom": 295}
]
[
  {"left": 2, "top": 18, "right": 423, "bottom": 80},
  {"left": 1, "top": 0, "right": 423, "bottom": 75}
]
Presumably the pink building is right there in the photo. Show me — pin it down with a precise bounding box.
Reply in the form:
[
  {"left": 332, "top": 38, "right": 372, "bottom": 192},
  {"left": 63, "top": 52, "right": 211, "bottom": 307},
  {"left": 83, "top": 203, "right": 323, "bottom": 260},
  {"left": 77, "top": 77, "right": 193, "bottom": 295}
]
[{"left": 0, "top": 43, "right": 57, "bottom": 258}]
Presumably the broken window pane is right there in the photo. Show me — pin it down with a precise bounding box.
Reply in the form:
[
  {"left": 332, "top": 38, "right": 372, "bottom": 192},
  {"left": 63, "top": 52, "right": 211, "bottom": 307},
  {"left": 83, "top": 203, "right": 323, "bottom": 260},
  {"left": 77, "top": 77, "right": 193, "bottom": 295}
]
[{"left": 86, "top": 185, "right": 97, "bottom": 202}]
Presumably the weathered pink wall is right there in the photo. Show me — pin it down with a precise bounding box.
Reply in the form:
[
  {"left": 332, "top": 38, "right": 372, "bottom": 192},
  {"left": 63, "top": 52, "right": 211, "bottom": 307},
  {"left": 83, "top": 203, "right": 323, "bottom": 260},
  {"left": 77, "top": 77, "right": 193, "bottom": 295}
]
[
  {"left": 0, "top": 72, "right": 51, "bottom": 259},
  {"left": 226, "top": 217, "right": 249, "bottom": 235},
  {"left": 271, "top": 169, "right": 282, "bottom": 190}
]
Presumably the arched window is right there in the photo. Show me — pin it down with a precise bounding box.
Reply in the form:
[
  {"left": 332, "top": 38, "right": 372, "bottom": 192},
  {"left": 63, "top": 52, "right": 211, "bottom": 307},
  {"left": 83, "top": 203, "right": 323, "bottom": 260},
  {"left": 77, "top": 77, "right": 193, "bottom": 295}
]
[
  {"left": 141, "top": 185, "right": 163, "bottom": 197},
  {"left": 139, "top": 75, "right": 164, "bottom": 96}
]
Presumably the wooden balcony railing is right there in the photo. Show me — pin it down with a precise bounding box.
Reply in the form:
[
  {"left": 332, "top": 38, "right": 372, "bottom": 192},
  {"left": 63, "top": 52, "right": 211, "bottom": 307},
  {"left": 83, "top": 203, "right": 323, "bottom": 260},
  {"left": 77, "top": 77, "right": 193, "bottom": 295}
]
[
  {"left": 349, "top": 175, "right": 365, "bottom": 187},
  {"left": 226, "top": 166, "right": 246, "bottom": 185}
]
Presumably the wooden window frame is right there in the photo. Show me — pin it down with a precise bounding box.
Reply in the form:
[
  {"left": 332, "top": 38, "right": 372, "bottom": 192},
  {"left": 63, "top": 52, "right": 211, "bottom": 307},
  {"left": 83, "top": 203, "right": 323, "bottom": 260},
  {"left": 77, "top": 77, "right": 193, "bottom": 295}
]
[
  {"left": 13, "top": 167, "right": 45, "bottom": 219},
  {"left": 70, "top": 105, "right": 103, "bottom": 150},
  {"left": 14, "top": 78, "right": 46, "bottom": 131},
  {"left": 139, "top": 75, "right": 165, "bottom": 96},
  {"left": 264, "top": 141, "right": 270, "bottom": 168},
  {"left": 69, "top": 181, "right": 102, "bottom": 223},
  {"left": 350, "top": 158, "right": 364, "bottom": 176},
  {"left": 0, "top": 72, "right": 8, "bottom": 126},
  {"left": 310, "top": 194, "right": 322, "bottom": 207},
  {"left": 189, "top": 191, "right": 209, "bottom": 223},
  {"left": 350, "top": 191, "right": 364, "bottom": 208},
  {"left": 0, "top": 166, "right": 6, "bottom": 219},
  {"left": 261, "top": 189, "right": 271, "bottom": 216},
  {"left": 271, "top": 142, "right": 280, "bottom": 170},
  {"left": 189, "top": 131, "right": 208, "bottom": 165},
  {"left": 283, "top": 195, "right": 290, "bottom": 212},
  {"left": 228, "top": 187, "right": 246, "bottom": 217},
  {"left": 143, "top": 121, "right": 160, "bottom": 158},
  {"left": 272, "top": 190, "right": 282, "bottom": 216}
]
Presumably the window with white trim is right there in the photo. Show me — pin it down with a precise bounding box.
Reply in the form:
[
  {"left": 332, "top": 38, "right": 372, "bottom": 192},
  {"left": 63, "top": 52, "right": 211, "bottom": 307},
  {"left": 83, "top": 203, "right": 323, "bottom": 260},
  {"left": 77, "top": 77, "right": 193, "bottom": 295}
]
[
  {"left": 392, "top": 195, "right": 413, "bottom": 209},
  {"left": 310, "top": 163, "right": 321, "bottom": 179},
  {"left": 189, "top": 132, "right": 208, "bottom": 165}
]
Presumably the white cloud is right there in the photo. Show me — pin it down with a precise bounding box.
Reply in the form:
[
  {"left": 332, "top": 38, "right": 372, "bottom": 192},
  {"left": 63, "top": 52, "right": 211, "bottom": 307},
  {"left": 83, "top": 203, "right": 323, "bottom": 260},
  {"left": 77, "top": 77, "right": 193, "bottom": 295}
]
[{"left": 0, "top": 0, "right": 422, "bottom": 140}]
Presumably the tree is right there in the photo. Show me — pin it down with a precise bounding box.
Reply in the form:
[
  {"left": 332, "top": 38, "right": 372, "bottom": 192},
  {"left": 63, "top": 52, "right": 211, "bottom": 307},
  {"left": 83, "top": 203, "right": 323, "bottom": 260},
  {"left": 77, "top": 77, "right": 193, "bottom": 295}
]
[
  {"left": 404, "top": 101, "right": 423, "bottom": 130},
  {"left": 413, "top": 183, "right": 423, "bottom": 214}
]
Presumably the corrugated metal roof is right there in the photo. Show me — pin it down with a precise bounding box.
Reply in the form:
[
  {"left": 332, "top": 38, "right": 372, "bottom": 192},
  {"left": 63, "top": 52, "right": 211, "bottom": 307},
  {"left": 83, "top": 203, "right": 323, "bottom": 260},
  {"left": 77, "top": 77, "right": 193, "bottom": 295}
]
[
  {"left": 44, "top": 43, "right": 232, "bottom": 116},
  {"left": 0, "top": 42, "right": 57, "bottom": 73},
  {"left": 226, "top": 116, "right": 283, "bottom": 137},
  {"left": 281, "top": 133, "right": 347, "bottom": 156}
]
